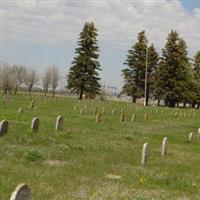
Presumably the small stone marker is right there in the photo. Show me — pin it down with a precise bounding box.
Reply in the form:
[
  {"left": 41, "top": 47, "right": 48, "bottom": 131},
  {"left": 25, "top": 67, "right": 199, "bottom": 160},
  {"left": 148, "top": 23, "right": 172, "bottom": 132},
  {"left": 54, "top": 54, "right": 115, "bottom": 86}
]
[
  {"left": 96, "top": 113, "right": 101, "bottom": 123},
  {"left": 55, "top": 115, "right": 63, "bottom": 131},
  {"left": 161, "top": 137, "right": 168, "bottom": 156},
  {"left": 10, "top": 183, "right": 31, "bottom": 200},
  {"left": 131, "top": 114, "right": 136, "bottom": 122},
  {"left": 111, "top": 108, "right": 115, "bottom": 115},
  {"left": 198, "top": 128, "right": 200, "bottom": 139},
  {"left": 80, "top": 108, "right": 83, "bottom": 114},
  {"left": 18, "top": 107, "right": 24, "bottom": 114},
  {"left": 120, "top": 112, "right": 125, "bottom": 123},
  {"left": 141, "top": 143, "right": 149, "bottom": 165},
  {"left": 188, "top": 132, "right": 194, "bottom": 141},
  {"left": 144, "top": 113, "right": 148, "bottom": 120},
  {"left": 0, "top": 120, "right": 9, "bottom": 136},
  {"left": 31, "top": 117, "right": 39, "bottom": 132},
  {"left": 29, "top": 100, "right": 35, "bottom": 109}
]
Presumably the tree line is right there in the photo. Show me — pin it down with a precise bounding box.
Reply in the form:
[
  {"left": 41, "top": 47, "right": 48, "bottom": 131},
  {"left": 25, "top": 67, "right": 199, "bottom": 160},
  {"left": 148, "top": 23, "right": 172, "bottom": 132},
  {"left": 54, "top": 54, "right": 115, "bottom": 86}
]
[
  {"left": 0, "top": 64, "right": 60, "bottom": 97},
  {"left": 1, "top": 22, "right": 200, "bottom": 108},
  {"left": 67, "top": 22, "right": 200, "bottom": 108}
]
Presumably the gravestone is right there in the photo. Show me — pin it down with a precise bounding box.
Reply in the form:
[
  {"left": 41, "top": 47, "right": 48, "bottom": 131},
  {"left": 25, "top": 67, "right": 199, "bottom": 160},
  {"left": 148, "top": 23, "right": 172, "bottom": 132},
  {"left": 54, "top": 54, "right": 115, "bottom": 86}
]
[
  {"left": 80, "top": 109, "right": 83, "bottom": 114},
  {"left": 198, "top": 128, "right": 200, "bottom": 139},
  {"left": 144, "top": 113, "right": 148, "bottom": 120},
  {"left": 96, "top": 113, "right": 101, "bottom": 123},
  {"left": 111, "top": 108, "right": 115, "bottom": 115},
  {"left": 188, "top": 132, "right": 194, "bottom": 141},
  {"left": 18, "top": 107, "right": 24, "bottom": 114},
  {"left": 141, "top": 143, "right": 149, "bottom": 165},
  {"left": 161, "top": 137, "right": 168, "bottom": 156},
  {"left": 120, "top": 112, "right": 125, "bottom": 123},
  {"left": 55, "top": 115, "right": 63, "bottom": 131},
  {"left": 0, "top": 120, "right": 9, "bottom": 136},
  {"left": 29, "top": 100, "right": 35, "bottom": 110},
  {"left": 10, "top": 183, "right": 31, "bottom": 200},
  {"left": 131, "top": 114, "right": 136, "bottom": 122},
  {"left": 31, "top": 117, "right": 39, "bottom": 132}
]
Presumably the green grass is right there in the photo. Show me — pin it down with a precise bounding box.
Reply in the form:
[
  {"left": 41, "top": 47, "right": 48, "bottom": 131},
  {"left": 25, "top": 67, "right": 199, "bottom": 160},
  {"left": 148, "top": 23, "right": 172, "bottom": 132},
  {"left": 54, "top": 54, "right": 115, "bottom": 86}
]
[{"left": 0, "top": 93, "right": 200, "bottom": 199}]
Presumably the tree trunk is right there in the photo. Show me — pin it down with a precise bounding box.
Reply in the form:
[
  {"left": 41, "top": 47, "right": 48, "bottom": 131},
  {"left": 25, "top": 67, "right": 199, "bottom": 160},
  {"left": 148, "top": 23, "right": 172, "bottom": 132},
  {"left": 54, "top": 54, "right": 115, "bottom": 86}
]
[
  {"left": 14, "top": 86, "right": 18, "bottom": 95},
  {"left": 132, "top": 96, "right": 136, "bottom": 103},
  {"left": 157, "top": 99, "right": 160, "bottom": 106},
  {"left": 168, "top": 99, "right": 176, "bottom": 108}
]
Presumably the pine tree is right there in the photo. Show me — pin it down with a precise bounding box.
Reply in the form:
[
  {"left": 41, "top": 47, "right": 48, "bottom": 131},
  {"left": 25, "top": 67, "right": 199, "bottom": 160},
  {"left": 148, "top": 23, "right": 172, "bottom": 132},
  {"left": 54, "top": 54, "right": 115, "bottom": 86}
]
[
  {"left": 67, "top": 22, "right": 101, "bottom": 100},
  {"left": 122, "top": 31, "right": 159, "bottom": 104},
  {"left": 155, "top": 30, "right": 190, "bottom": 107},
  {"left": 193, "top": 51, "right": 200, "bottom": 108}
]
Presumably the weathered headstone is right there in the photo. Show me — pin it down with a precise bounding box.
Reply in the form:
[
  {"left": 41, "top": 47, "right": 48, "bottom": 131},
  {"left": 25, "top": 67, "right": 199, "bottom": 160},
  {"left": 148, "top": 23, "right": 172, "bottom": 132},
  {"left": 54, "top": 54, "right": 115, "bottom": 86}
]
[
  {"left": 198, "top": 128, "right": 200, "bottom": 139},
  {"left": 141, "top": 143, "right": 149, "bottom": 165},
  {"left": 120, "top": 112, "right": 125, "bottom": 123},
  {"left": 80, "top": 108, "right": 83, "bottom": 114},
  {"left": 144, "top": 113, "right": 148, "bottom": 120},
  {"left": 111, "top": 108, "right": 115, "bottom": 115},
  {"left": 161, "top": 137, "right": 168, "bottom": 156},
  {"left": 10, "top": 183, "right": 31, "bottom": 200},
  {"left": 31, "top": 117, "right": 39, "bottom": 132},
  {"left": 0, "top": 120, "right": 9, "bottom": 136},
  {"left": 29, "top": 100, "right": 35, "bottom": 109},
  {"left": 96, "top": 113, "right": 101, "bottom": 123},
  {"left": 188, "top": 132, "right": 194, "bottom": 141},
  {"left": 18, "top": 107, "right": 24, "bottom": 114},
  {"left": 131, "top": 114, "right": 136, "bottom": 122},
  {"left": 55, "top": 115, "right": 63, "bottom": 131}
]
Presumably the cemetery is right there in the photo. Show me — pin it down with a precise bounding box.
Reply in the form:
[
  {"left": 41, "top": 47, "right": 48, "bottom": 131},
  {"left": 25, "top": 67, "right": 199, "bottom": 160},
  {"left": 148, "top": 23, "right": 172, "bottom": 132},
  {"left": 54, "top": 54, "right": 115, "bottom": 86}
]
[{"left": 0, "top": 93, "right": 200, "bottom": 199}]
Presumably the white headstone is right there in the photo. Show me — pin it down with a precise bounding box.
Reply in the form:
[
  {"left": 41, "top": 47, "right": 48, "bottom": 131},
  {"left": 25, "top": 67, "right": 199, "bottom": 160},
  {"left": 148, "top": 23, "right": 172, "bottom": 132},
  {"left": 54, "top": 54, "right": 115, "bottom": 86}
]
[
  {"left": 161, "top": 137, "right": 168, "bottom": 156},
  {"left": 188, "top": 132, "right": 194, "bottom": 141},
  {"left": 0, "top": 120, "right": 9, "bottom": 136},
  {"left": 55, "top": 115, "right": 63, "bottom": 131},
  {"left": 31, "top": 117, "right": 39, "bottom": 132},
  {"left": 198, "top": 128, "right": 200, "bottom": 139},
  {"left": 10, "top": 183, "right": 31, "bottom": 200},
  {"left": 141, "top": 143, "right": 149, "bottom": 165}
]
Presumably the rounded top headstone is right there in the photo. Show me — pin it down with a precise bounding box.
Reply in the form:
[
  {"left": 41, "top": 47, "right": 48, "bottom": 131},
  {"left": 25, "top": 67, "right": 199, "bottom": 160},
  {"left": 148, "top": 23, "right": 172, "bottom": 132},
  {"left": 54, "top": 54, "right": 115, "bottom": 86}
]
[{"left": 10, "top": 183, "right": 31, "bottom": 200}]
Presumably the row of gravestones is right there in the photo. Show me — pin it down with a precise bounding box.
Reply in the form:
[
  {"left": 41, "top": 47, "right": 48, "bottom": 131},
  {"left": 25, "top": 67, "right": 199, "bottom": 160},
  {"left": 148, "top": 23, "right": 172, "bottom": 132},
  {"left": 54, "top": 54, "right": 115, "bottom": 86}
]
[
  {"left": 0, "top": 115, "right": 63, "bottom": 136},
  {"left": 142, "top": 128, "right": 200, "bottom": 166}
]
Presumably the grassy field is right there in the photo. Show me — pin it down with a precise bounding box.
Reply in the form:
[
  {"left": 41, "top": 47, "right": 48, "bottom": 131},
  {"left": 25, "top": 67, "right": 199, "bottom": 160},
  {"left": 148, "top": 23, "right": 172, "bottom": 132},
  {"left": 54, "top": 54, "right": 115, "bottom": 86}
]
[{"left": 0, "top": 94, "right": 200, "bottom": 200}]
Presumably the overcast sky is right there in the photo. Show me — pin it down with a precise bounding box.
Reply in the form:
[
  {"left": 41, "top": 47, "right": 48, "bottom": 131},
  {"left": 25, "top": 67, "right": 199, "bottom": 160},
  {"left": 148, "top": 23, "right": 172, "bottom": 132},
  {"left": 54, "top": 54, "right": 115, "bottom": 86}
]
[{"left": 1, "top": 0, "right": 200, "bottom": 91}]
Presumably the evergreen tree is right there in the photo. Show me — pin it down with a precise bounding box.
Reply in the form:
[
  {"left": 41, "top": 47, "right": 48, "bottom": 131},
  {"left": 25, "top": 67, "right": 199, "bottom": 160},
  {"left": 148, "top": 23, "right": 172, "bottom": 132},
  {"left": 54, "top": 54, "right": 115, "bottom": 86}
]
[
  {"left": 122, "top": 31, "right": 159, "bottom": 104},
  {"left": 193, "top": 51, "right": 200, "bottom": 108},
  {"left": 155, "top": 30, "right": 190, "bottom": 107},
  {"left": 67, "top": 22, "right": 101, "bottom": 100}
]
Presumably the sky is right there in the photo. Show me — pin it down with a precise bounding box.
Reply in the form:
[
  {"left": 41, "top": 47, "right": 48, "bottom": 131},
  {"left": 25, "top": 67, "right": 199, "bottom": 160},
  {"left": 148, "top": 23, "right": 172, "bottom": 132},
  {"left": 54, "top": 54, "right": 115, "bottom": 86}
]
[{"left": 1, "top": 0, "right": 200, "bottom": 91}]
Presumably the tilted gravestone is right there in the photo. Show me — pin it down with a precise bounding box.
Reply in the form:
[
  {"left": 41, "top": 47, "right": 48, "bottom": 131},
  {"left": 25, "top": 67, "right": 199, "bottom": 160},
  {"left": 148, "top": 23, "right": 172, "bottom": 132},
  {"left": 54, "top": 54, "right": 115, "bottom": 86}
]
[
  {"left": 111, "top": 108, "right": 115, "bottom": 115},
  {"left": 55, "top": 115, "right": 63, "bottom": 131},
  {"left": 31, "top": 117, "right": 39, "bottom": 132},
  {"left": 0, "top": 120, "right": 9, "bottom": 136},
  {"left": 10, "top": 183, "right": 31, "bottom": 200},
  {"left": 161, "top": 137, "right": 168, "bottom": 156},
  {"left": 141, "top": 143, "right": 149, "bottom": 165},
  {"left": 29, "top": 100, "right": 35, "bottom": 109},
  {"left": 144, "top": 113, "right": 148, "bottom": 120}
]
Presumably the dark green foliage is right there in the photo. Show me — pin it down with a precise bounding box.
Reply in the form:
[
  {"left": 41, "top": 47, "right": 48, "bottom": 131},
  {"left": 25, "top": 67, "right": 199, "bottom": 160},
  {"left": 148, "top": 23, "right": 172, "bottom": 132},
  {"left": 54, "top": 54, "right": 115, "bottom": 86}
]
[
  {"left": 122, "top": 31, "right": 159, "bottom": 104},
  {"left": 155, "top": 30, "right": 191, "bottom": 107},
  {"left": 67, "top": 22, "right": 101, "bottom": 100}
]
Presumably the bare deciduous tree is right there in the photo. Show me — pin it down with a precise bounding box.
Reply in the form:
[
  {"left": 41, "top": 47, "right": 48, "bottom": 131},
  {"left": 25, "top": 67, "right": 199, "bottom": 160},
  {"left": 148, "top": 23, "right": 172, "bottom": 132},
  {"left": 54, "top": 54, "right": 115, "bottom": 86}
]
[
  {"left": 42, "top": 67, "right": 52, "bottom": 96},
  {"left": 12, "top": 65, "right": 27, "bottom": 95},
  {"left": 24, "top": 68, "right": 39, "bottom": 96},
  {"left": 50, "top": 65, "right": 59, "bottom": 97},
  {"left": 0, "top": 64, "right": 15, "bottom": 96}
]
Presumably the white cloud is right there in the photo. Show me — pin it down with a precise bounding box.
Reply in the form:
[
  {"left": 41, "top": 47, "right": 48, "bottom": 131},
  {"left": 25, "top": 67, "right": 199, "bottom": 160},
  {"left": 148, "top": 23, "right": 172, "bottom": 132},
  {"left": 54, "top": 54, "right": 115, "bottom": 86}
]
[{"left": 2, "top": 0, "right": 200, "bottom": 55}]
